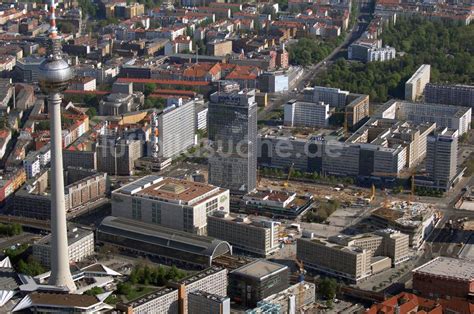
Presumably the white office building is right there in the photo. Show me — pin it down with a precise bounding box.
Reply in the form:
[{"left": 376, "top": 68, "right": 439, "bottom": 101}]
[
  {"left": 111, "top": 175, "right": 230, "bottom": 235},
  {"left": 284, "top": 101, "right": 330, "bottom": 128},
  {"left": 306, "top": 86, "right": 349, "bottom": 108},
  {"left": 158, "top": 100, "right": 196, "bottom": 158},
  {"left": 32, "top": 226, "right": 95, "bottom": 268},
  {"left": 426, "top": 127, "right": 458, "bottom": 190}
]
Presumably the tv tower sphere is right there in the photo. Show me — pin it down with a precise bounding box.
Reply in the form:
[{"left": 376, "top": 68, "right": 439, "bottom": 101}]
[{"left": 38, "top": 56, "right": 73, "bottom": 94}]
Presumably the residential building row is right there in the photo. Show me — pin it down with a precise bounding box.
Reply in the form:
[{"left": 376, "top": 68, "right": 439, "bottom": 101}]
[{"left": 297, "top": 229, "right": 410, "bottom": 283}]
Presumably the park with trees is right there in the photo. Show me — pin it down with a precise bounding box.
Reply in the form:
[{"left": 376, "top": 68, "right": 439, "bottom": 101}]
[
  {"left": 314, "top": 17, "right": 474, "bottom": 102},
  {"left": 5, "top": 244, "right": 45, "bottom": 276}
]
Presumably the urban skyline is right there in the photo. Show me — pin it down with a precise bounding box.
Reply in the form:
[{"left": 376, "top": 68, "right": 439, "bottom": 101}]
[{"left": 0, "top": 0, "right": 472, "bottom": 312}]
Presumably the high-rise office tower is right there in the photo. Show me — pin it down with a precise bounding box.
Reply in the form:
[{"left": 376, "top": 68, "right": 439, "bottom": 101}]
[
  {"left": 426, "top": 127, "right": 458, "bottom": 190},
  {"left": 208, "top": 89, "right": 257, "bottom": 193},
  {"left": 38, "top": 0, "right": 76, "bottom": 291}
]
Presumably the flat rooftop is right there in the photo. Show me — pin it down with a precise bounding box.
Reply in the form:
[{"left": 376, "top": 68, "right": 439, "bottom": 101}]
[
  {"left": 231, "top": 260, "right": 287, "bottom": 280},
  {"left": 307, "top": 237, "right": 365, "bottom": 254},
  {"left": 376, "top": 99, "right": 471, "bottom": 119},
  {"left": 115, "top": 175, "right": 226, "bottom": 206},
  {"left": 259, "top": 126, "right": 341, "bottom": 142},
  {"left": 0, "top": 268, "right": 20, "bottom": 291},
  {"left": 127, "top": 287, "right": 176, "bottom": 308},
  {"left": 177, "top": 266, "right": 226, "bottom": 286},
  {"left": 413, "top": 257, "right": 474, "bottom": 281},
  {"left": 189, "top": 290, "right": 229, "bottom": 303},
  {"left": 35, "top": 225, "right": 93, "bottom": 247},
  {"left": 29, "top": 292, "right": 101, "bottom": 307},
  {"left": 249, "top": 190, "right": 294, "bottom": 202}
]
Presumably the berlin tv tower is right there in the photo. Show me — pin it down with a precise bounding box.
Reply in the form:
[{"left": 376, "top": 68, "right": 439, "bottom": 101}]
[{"left": 38, "top": 0, "right": 76, "bottom": 291}]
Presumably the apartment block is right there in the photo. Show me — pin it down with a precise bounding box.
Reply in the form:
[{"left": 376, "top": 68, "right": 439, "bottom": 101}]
[
  {"left": 158, "top": 100, "right": 196, "bottom": 158},
  {"left": 64, "top": 171, "right": 108, "bottom": 210},
  {"left": 188, "top": 291, "right": 230, "bottom": 314},
  {"left": 284, "top": 100, "right": 330, "bottom": 128},
  {"left": 70, "top": 76, "right": 96, "bottom": 91},
  {"left": 425, "top": 83, "right": 474, "bottom": 108},
  {"left": 111, "top": 175, "right": 229, "bottom": 235},
  {"left": 32, "top": 226, "right": 94, "bottom": 268},
  {"left": 13, "top": 56, "right": 43, "bottom": 83},
  {"left": 63, "top": 149, "right": 97, "bottom": 170},
  {"left": 297, "top": 237, "right": 372, "bottom": 283},
  {"left": 258, "top": 120, "right": 424, "bottom": 178},
  {"left": 207, "top": 40, "right": 232, "bottom": 57},
  {"left": 229, "top": 260, "right": 289, "bottom": 308},
  {"left": 207, "top": 211, "right": 280, "bottom": 257},
  {"left": 348, "top": 40, "right": 396, "bottom": 63},
  {"left": 321, "top": 142, "right": 361, "bottom": 177},
  {"left": 12, "top": 170, "right": 108, "bottom": 220},
  {"left": 174, "top": 267, "right": 228, "bottom": 314},
  {"left": 119, "top": 288, "right": 179, "bottom": 314},
  {"left": 329, "top": 229, "right": 410, "bottom": 266},
  {"left": 369, "top": 204, "right": 437, "bottom": 248},
  {"left": 118, "top": 266, "right": 228, "bottom": 314},
  {"left": 374, "top": 99, "right": 471, "bottom": 135},
  {"left": 347, "top": 118, "right": 436, "bottom": 171},
  {"left": 307, "top": 86, "right": 349, "bottom": 108},
  {"left": 346, "top": 94, "right": 370, "bottom": 128},
  {"left": 425, "top": 127, "right": 458, "bottom": 190},
  {"left": 405, "top": 64, "right": 430, "bottom": 102},
  {"left": 96, "top": 138, "right": 143, "bottom": 176},
  {"left": 375, "top": 229, "right": 410, "bottom": 265},
  {"left": 23, "top": 143, "right": 52, "bottom": 179}
]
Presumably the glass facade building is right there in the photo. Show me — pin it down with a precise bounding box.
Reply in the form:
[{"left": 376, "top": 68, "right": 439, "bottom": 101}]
[{"left": 208, "top": 90, "right": 258, "bottom": 193}]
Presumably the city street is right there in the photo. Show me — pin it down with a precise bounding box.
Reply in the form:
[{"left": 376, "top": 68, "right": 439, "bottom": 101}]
[{"left": 257, "top": 13, "right": 370, "bottom": 122}]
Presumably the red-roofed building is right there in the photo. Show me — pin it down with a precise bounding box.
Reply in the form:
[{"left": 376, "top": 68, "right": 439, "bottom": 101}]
[
  {"left": 366, "top": 293, "right": 442, "bottom": 314},
  {"left": 225, "top": 65, "right": 261, "bottom": 89},
  {"left": 117, "top": 78, "right": 212, "bottom": 94},
  {"left": 366, "top": 292, "right": 474, "bottom": 314},
  {"left": 182, "top": 62, "right": 222, "bottom": 82}
]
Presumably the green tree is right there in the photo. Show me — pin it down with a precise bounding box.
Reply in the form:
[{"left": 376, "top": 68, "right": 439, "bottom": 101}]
[
  {"left": 144, "top": 83, "right": 157, "bottom": 97},
  {"left": 0, "top": 223, "right": 22, "bottom": 236},
  {"left": 17, "top": 256, "right": 45, "bottom": 276},
  {"left": 318, "top": 278, "right": 338, "bottom": 300},
  {"left": 195, "top": 39, "right": 206, "bottom": 55},
  {"left": 117, "top": 282, "right": 132, "bottom": 295},
  {"left": 84, "top": 287, "right": 105, "bottom": 296},
  {"left": 36, "top": 120, "right": 50, "bottom": 131},
  {"left": 59, "top": 22, "right": 75, "bottom": 34},
  {"left": 143, "top": 97, "right": 166, "bottom": 110},
  {"left": 86, "top": 107, "right": 98, "bottom": 118},
  {"left": 315, "top": 18, "right": 474, "bottom": 101},
  {"left": 275, "top": 0, "right": 288, "bottom": 11},
  {"left": 78, "top": 0, "right": 97, "bottom": 18}
]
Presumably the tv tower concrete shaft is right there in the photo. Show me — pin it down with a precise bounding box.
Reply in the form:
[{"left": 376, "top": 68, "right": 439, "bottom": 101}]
[{"left": 47, "top": 93, "right": 76, "bottom": 292}]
